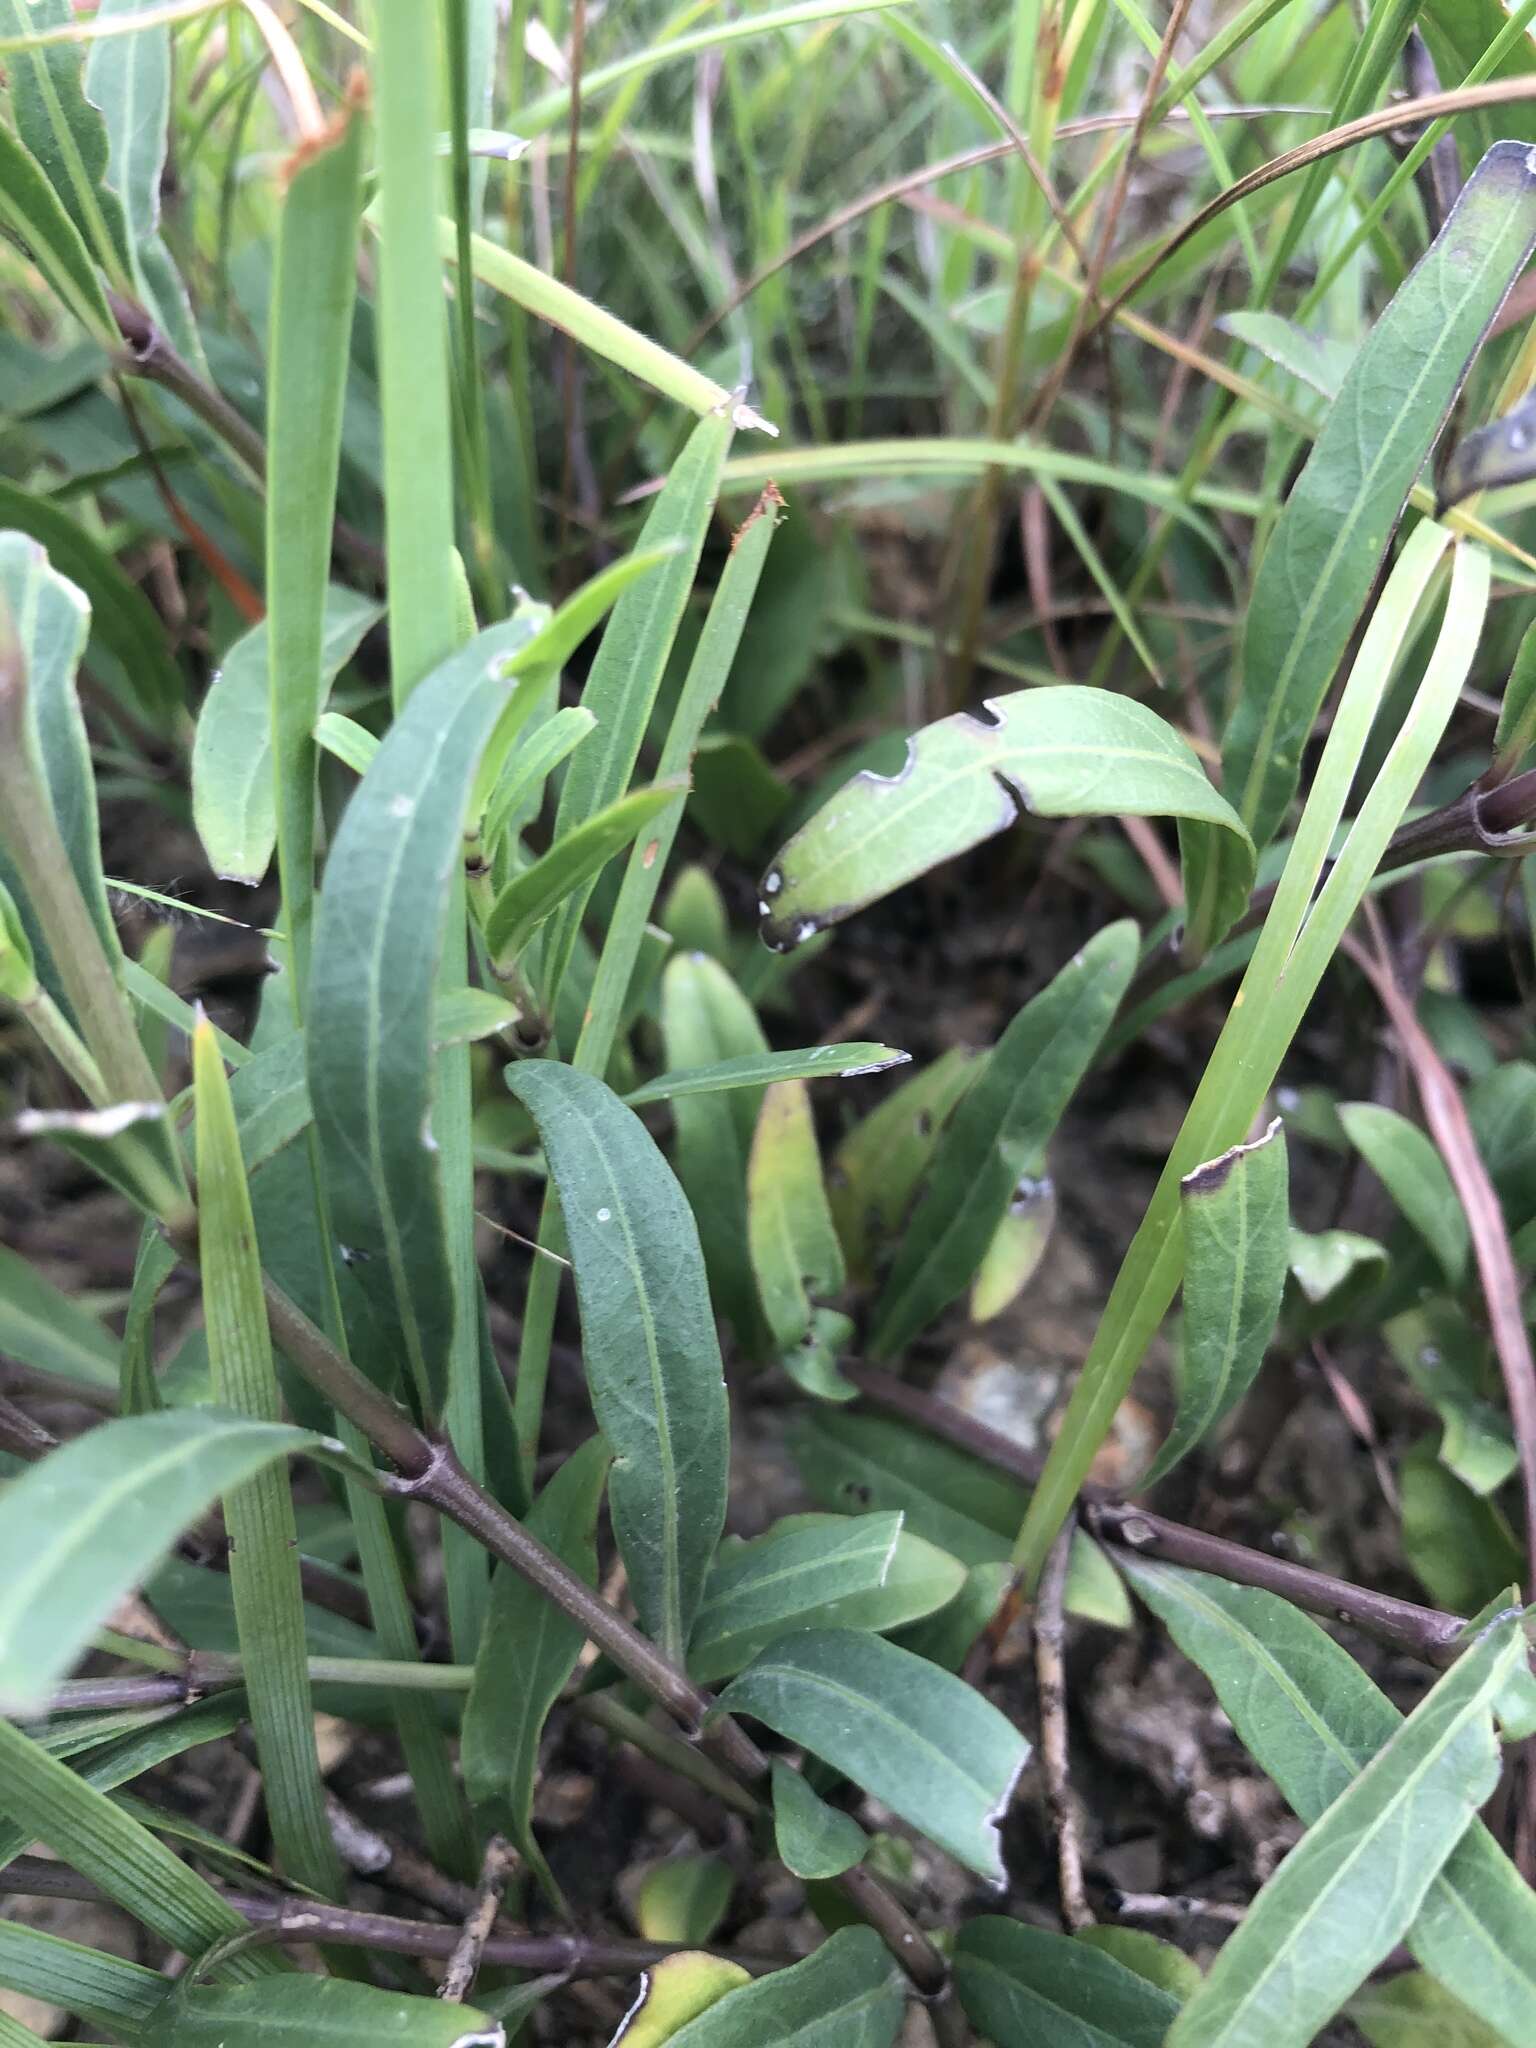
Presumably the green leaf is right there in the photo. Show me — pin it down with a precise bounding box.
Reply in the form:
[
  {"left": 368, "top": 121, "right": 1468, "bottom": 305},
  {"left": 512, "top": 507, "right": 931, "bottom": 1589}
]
[
  {"left": 0, "top": 0, "right": 131, "bottom": 282},
  {"left": 688, "top": 1512, "right": 964, "bottom": 1683},
  {"left": 0, "top": 531, "right": 118, "bottom": 968},
  {"left": 610, "top": 1951, "right": 751, "bottom": 2048},
  {"left": 1165, "top": 1611, "right": 1522, "bottom": 2048},
  {"left": 193, "top": 587, "right": 381, "bottom": 886},
  {"left": 1387, "top": 1310, "right": 1518, "bottom": 1497},
  {"left": 578, "top": 492, "right": 780, "bottom": 1078},
  {"left": 1221, "top": 142, "right": 1536, "bottom": 863},
  {"left": 971, "top": 1174, "right": 1055, "bottom": 1323},
  {"left": 309, "top": 624, "right": 524, "bottom": 1415},
  {"left": 748, "top": 1078, "right": 845, "bottom": 1352},
  {"left": 639, "top": 1926, "right": 903, "bottom": 2048},
  {"left": 1119, "top": 1558, "right": 1536, "bottom": 2046},
  {"left": 0, "top": 1920, "right": 165, "bottom": 2034},
  {"left": 0, "top": 1407, "right": 341, "bottom": 1712},
  {"left": 0, "top": 2012, "right": 46, "bottom": 2045},
  {"left": 1493, "top": 617, "right": 1536, "bottom": 773},
  {"left": 0, "top": 121, "right": 116, "bottom": 342},
  {"left": 1286, "top": 1226, "right": 1387, "bottom": 1306},
  {"left": 759, "top": 694, "right": 1248, "bottom": 951},
  {"left": 770, "top": 1758, "right": 866, "bottom": 1879},
  {"left": 461, "top": 1435, "right": 609, "bottom": 1902},
  {"left": 0, "top": 1714, "right": 263, "bottom": 1970},
  {"left": 540, "top": 411, "right": 733, "bottom": 1014},
  {"left": 153, "top": 1976, "right": 505, "bottom": 2045},
  {"left": 636, "top": 1855, "right": 733, "bottom": 1946},
  {"left": 0, "top": 1243, "right": 118, "bottom": 1390},
  {"left": 1074, "top": 1928, "right": 1202, "bottom": 2006},
  {"left": 83, "top": 0, "right": 191, "bottom": 347},
  {"left": 870, "top": 923, "right": 1137, "bottom": 1357},
  {"left": 1221, "top": 309, "right": 1352, "bottom": 401},
  {"left": 954, "top": 1917, "right": 1180, "bottom": 2047},
  {"left": 193, "top": 1015, "right": 341, "bottom": 1897},
  {"left": 1340, "top": 1102, "right": 1469, "bottom": 1287},
  {"left": 1350, "top": 1971, "right": 1510, "bottom": 2048},
  {"left": 485, "top": 782, "right": 682, "bottom": 977},
  {"left": 1147, "top": 1117, "right": 1289, "bottom": 1482},
  {"left": 1401, "top": 1441, "right": 1524, "bottom": 1615},
  {"left": 314, "top": 710, "right": 379, "bottom": 778},
  {"left": 659, "top": 951, "right": 772, "bottom": 1352},
  {"left": 712, "top": 1628, "right": 1028, "bottom": 1880},
  {"left": 626, "top": 1043, "right": 908, "bottom": 1108},
  {"left": 506, "top": 1064, "right": 728, "bottom": 1662},
  {"left": 262, "top": 95, "right": 367, "bottom": 993},
  {"left": 829, "top": 1048, "right": 981, "bottom": 1280},
  {"left": 480, "top": 704, "right": 594, "bottom": 857},
  {"left": 0, "top": 486, "right": 180, "bottom": 734}
]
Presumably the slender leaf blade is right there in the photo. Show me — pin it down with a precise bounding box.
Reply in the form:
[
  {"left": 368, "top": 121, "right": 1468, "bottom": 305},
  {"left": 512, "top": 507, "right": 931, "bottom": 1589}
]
[
  {"left": 1166, "top": 1613, "right": 1521, "bottom": 2047},
  {"left": 649, "top": 1926, "right": 903, "bottom": 2048},
  {"left": 506, "top": 1064, "right": 728, "bottom": 1661},
  {"left": 871, "top": 922, "right": 1137, "bottom": 1357},
  {"left": 155, "top": 1976, "right": 505, "bottom": 2044},
  {"left": 1147, "top": 1117, "right": 1289, "bottom": 1482}
]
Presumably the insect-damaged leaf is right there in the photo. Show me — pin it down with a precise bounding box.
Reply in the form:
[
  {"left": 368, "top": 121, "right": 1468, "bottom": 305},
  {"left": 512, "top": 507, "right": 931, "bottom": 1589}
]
[
  {"left": 621, "top": 1927, "right": 902, "bottom": 2048},
  {"left": 506, "top": 1064, "right": 728, "bottom": 1663},
  {"left": 1146, "top": 1118, "right": 1289, "bottom": 1483},
  {"left": 759, "top": 689, "right": 1249, "bottom": 950},
  {"left": 711, "top": 1628, "right": 1028, "bottom": 1880}
]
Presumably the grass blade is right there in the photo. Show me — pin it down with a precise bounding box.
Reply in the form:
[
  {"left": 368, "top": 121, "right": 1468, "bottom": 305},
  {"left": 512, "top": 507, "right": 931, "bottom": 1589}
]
[
  {"left": 263, "top": 95, "right": 366, "bottom": 990},
  {"left": 193, "top": 1015, "right": 342, "bottom": 1898},
  {"left": 0, "top": 1920, "right": 165, "bottom": 2034}
]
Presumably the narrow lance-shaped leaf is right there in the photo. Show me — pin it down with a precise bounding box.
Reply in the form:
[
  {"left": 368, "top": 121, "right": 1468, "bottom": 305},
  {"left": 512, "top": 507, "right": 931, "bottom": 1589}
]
[
  {"left": 461, "top": 1436, "right": 610, "bottom": 1906},
  {"left": 0, "top": 1407, "right": 361, "bottom": 1711},
  {"left": 0, "top": 484, "right": 181, "bottom": 736},
  {"left": 0, "top": 0, "right": 132, "bottom": 283},
  {"left": 193, "top": 1015, "right": 342, "bottom": 1898},
  {"left": 627, "top": 1042, "right": 908, "bottom": 1108},
  {"left": 0, "top": 1716, "right": 267, "bottom": 1973},
  {"left": 540, "top": 410, "right": 733, "bottom": 1018},
  {"left": 485, "top": 782, "right": 683, "bottom": 979},
  {"left": 153, "top": 1975, "right": 505, "bottom": 2045},
  {"left": 1440, "top": 386, "right": 1536, "bottom": 511},
  {"left": 688, "top": 1512, "right": 964, "bottom": 1683},
  {"left": 660, "top": 951, "right": 773, "bottom": 1354},
  {"left": 308, "top": 624, "right": 526, "bottom": 1416},
  {"left": 1166, "top": 1611, "right": 1523, "bottom": 2048},
  {"left": 749, "top": 1077, "right": 845, "bottom": 1353},
  {"left": 262, "top": 96, "right": 367, "bottom": 993},
  {"left": 193, "top": 587, "right": 380, "bottom": 888},
  {"left": 1146, "top": 1118, "right": 1289, "bottom": 1483},
  {"left": 954, "top": 1917, "right": 1181, "bottom": 2048},
  {"left": 0, "top": 1920, "right": 167, "bottom": 2035},
  {"left": 0, "top": 1242, "right": 118, "bottom": 1392},
  {"left": 758, "top": 692, "right": 1250, "bottom": 951},
  {"left": 713, "top": 1627, "right": 1029, "bottom": 1881},
  {"left": 1340, "top": 1101, "right": 1469, "bottom": 1287},
  {"left": 0, "top": 123, "right": 117, "bottom": 344},
  {"left": 1195, "top": 141, "right": 1536, "bottom": 951},
  {"left": 1122, "top": 1558, "right": 1536, "bottom": 2047},
  {"left": 637, "top": 1926, "right": 903, "bottom": 2048},
  {"left": 0, "top": 533, "right": 117, "bottom": 970},
  {"left": 871, "top": 922, "right": 1137, "bottom": 1358},
  {"left": 506, "top": 1064, "right": 729, "bottom": 1662}
]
